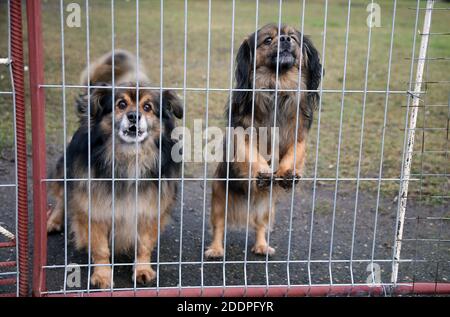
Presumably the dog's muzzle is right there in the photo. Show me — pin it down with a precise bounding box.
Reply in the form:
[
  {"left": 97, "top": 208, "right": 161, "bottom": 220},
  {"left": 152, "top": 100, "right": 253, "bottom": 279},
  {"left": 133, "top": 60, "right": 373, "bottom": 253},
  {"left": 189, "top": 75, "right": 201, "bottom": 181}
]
[
  {"left": 271, "top": 35, "right": 296, "bottom": 71},
  {"left": 118, "top": 111, "right": 149, "bottom": 143}
]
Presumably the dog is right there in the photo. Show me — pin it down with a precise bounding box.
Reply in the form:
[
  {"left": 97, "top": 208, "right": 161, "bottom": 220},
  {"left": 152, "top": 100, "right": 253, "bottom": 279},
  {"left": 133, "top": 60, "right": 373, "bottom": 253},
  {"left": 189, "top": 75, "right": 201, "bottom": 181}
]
[
  {"left": 47, "top": 50, "right": 183, "bottom": 288},
  {"left": 205, "top": 24, "right": 323, "bottom": 258}
]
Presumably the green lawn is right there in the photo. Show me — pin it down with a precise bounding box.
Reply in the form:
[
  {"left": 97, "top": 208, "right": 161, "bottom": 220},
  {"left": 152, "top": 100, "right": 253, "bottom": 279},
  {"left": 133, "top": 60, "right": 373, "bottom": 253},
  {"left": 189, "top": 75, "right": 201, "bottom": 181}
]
[{"left": 0, "top": 0, "right": 448, "bottom": 202}]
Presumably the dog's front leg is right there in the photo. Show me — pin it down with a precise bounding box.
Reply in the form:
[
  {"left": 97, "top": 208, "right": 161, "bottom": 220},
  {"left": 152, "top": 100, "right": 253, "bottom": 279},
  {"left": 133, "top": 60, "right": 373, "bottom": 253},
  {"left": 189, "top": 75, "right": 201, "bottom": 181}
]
[
  {"left": 275, "top": 139, "right": 306, "bottom": 189},
  {"left": 88, "top": 220, "right": 113, "bottom": 289},
  {"left": 239, "top": 139, "right": 273, "bottom": 188},
  {"left": 47, "top": 196, "right": 64, "bottom": 233},
  {"left": 251, "top": 201, "right": 276, "bottom": 256},
  {"left": 205, "top": 181, "right": 226, "bottom": 259},
  {"left": 133, "top": 218, "right": 157, "bottom": 285}
]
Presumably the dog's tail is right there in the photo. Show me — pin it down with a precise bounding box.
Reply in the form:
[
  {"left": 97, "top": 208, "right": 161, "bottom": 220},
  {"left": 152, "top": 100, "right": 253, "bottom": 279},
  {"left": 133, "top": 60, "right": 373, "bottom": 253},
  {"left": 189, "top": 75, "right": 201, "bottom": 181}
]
[{"left": 79, "top": 49, "right": 149, "bottom": 86}]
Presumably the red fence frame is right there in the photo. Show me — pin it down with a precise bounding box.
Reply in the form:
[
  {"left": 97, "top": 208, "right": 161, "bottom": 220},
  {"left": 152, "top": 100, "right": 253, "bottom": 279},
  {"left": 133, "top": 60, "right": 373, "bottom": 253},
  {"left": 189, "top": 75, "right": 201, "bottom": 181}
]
[
  {"left": 26, "top": 0, "right": 48, "bottom": 297},
  {"left": 19, "top": 0, "right": 449, "bottom": 297},
  {"left": 45, "top": 283, "right": 450, "bottom": 297}
]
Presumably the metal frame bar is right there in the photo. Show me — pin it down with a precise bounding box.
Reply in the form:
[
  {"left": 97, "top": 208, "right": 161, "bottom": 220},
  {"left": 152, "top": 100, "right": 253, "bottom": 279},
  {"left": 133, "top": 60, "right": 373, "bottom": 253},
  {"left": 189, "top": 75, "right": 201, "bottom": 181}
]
[
  {"left": 26, "top": 0, "right": 48, "bottom": 297},
  {"left": 40, "top": 282, "right": 450, "bottom": 297},
  {"left": 391, "top": 0, "right": 435, "bottom": 285}
]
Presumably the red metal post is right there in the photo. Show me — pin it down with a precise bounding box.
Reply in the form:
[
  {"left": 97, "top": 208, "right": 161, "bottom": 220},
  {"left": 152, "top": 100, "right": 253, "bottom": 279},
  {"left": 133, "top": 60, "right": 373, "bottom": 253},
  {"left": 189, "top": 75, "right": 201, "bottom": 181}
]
[
  {"left": 26, "top": 0, "right": 48, "bottom": 297},
  {"left": 10, "top": 0, "right": 29, "bottom": 297}
]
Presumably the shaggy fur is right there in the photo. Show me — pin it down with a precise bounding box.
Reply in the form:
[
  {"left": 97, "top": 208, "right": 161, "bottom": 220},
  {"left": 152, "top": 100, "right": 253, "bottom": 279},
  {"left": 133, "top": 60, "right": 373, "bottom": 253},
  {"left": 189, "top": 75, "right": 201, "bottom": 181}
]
[
  {"left": 47, "top": 50, "right": 183, "bottom": 288},
  {"left": 206, "top": 24, "right": 323, "bottom": 258}
]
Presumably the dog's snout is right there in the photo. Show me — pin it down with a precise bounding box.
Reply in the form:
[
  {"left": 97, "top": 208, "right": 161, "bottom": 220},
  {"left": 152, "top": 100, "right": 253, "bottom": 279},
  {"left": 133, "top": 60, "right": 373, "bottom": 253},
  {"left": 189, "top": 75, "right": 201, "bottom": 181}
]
[{"left": 126, "top": 111, "right": 141, "bottom": 124}]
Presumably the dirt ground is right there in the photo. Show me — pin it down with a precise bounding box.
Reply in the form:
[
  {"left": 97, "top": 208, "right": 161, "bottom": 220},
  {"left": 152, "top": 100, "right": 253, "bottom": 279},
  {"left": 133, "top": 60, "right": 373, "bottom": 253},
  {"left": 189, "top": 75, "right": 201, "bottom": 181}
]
[{"left": 0, "top": 148, "right": 448, "bottom": 296}]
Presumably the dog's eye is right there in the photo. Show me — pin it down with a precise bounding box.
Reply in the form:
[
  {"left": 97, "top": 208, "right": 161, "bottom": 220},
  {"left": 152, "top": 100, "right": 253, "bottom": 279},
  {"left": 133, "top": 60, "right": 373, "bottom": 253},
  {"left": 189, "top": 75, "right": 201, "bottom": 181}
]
[
  {"left": 118, "top": 100, "right": 127, "bottom": 110},
  {"left": 143, "top": 104, "right": 151, "bottom": 112},
  {"left": 264, "top": 37, "right": 272, "bottom": 45}
]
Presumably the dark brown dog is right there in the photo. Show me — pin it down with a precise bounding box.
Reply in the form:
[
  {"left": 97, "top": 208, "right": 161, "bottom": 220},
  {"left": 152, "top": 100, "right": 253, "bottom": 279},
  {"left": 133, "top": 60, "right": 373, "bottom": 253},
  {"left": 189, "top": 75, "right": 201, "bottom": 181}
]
[{"left": 205, "top": 24, "right": 323, "bottom": 258}]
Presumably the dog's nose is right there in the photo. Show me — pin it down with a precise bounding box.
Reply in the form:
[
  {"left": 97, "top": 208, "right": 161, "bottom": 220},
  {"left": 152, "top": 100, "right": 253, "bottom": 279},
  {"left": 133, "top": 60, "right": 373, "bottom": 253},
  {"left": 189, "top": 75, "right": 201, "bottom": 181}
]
[
  {"left": 127, "top": 111, "right": 141, "bottom": 124},
  {"left": 279, "top": 35, "right": 291, "bottom": 50},
  {"left": 279, "top": 35, "right": 291, "bottom": 43}
]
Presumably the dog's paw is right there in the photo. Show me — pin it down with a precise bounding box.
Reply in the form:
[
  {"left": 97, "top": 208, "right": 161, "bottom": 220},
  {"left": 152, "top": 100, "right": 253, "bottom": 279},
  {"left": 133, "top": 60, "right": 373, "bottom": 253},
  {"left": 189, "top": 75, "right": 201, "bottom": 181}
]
[
  {"left": 133, "top": 265, "right": 156, "bottom": 285},
  {"left": 256, "top": 172, "right": 273, "bottom": 189},
  {"left": 47, "top": 207, "right": 63, "bottom": 233},
  {"left": 47, "top": 219, "right": 62, "bottom": 233},
  {"left": 251, "top": 244, "right": 275, "bottom": 256},
  {"left": 90, "top": 267, "right": 113, "bottom": 289},
  {"left": 205, "top": 246, "right": 224, "bottom": 259},
  {"left": 276, "top": 169, "right": 301, "bottom": 190}
]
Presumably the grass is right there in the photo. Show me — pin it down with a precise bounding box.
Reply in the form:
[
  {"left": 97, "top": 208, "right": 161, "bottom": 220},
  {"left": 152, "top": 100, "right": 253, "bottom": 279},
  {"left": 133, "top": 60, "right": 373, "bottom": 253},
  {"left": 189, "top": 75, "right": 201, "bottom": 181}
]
[{"left": 0, "top": 0, "right": 448, "bottom": 203}]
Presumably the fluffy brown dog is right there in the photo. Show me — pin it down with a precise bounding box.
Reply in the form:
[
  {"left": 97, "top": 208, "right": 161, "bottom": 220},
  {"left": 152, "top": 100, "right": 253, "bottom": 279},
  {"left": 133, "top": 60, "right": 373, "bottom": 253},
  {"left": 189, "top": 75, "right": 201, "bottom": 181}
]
[
  {"left": 47, "top": 50, "right": 183, "bottom": 288},
  {"left": 205, "top": 24, "right": 323, "bottom": 258}
]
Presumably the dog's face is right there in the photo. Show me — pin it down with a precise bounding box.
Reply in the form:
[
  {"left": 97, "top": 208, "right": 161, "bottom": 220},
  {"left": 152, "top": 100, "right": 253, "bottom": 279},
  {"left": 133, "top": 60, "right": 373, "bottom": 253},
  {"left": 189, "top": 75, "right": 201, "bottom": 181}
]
[
  {"left": 232, "top": 24, "right": 323, "bottom": 117},
  {"left": 114, "top": 89, "right": 157, "bottom": 144},
  {"left": 81, "top": 83, "right": 183, "bottom": 145},
  {"left": 254, "top": 24, "right": 302, "bottom": 72}
]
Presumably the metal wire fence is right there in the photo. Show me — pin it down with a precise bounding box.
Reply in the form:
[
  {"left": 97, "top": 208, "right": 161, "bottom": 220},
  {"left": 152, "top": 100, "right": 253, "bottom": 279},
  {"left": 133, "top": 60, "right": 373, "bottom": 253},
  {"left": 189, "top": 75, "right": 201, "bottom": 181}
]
[{"left": 0, "top": 0, "right": 448, "bottom": 297}]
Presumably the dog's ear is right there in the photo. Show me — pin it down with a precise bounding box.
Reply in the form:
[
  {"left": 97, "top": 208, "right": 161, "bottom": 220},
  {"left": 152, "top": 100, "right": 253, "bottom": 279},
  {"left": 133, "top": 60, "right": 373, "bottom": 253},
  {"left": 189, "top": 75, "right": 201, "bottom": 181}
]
[
  {"left": 233, "top": 35, "right": 255, "bottom": 108},
  {"left": 162, "top": 90, "right": 183, "bottom": 119},
  {"left": 76, "top": 83, "right": 112, "bottom": 124},
  {"left": 302, "top": 35, "right": 324, "bottom": 110}
]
